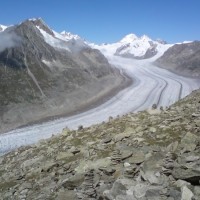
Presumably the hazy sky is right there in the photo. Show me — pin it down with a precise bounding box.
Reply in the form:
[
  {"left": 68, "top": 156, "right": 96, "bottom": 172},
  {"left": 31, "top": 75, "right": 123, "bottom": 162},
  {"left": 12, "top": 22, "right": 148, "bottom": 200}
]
[{"left": 0, "top": 0, "right": 200, "bottom": 44}]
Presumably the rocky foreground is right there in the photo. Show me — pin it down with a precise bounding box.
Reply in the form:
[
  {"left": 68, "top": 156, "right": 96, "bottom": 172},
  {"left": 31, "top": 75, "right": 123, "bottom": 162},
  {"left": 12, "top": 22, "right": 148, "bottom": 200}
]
[{"left": 0, "top": 90, "right": 200, "bottom": 200}]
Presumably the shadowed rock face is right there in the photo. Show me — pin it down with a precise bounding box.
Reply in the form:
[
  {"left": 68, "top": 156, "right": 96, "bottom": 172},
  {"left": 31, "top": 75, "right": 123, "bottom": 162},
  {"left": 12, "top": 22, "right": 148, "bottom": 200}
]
[
  {"left": 0, "top": 19, "right": 123, "bottom": 133},
  {"left": 155, "top": 41, "right": 200, "bottom": 77}
]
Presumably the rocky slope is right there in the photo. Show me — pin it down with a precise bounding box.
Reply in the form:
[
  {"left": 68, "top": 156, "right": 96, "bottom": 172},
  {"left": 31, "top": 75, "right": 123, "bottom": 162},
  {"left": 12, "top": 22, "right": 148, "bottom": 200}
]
[
  {"left": 155, "top": 41, "right": 200, "bottom": 78},
  {"left": 0, "top": 18, "right": 125, "bottom": 133},
  {"left": 0, "top": 89, "right": 200, "bottom": 199}
]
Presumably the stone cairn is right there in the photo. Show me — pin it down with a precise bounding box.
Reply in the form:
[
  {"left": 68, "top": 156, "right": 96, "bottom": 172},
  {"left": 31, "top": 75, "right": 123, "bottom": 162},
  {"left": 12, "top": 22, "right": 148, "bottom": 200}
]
[
  {"left": 123, "top": 165, "right": 138, "bottom": 179},
  {"left": 77, "top": 169, "right": 97, "bottom": 200},
  {"left": 111, "top": 149, "right": 122, "bottom": 165},
  {"left": 161, "top": 152, "right": 177, "bottom": 176}
]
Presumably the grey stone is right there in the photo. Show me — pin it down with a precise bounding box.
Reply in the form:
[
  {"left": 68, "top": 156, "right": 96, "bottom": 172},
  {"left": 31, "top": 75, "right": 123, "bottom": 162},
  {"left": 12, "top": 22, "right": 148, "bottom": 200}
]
[
  {"left": 70, "top": 146, "right": 81, "bottom": 154},
  {"left": 185, "top": 156, "right": 200, "bottom": 163},
  {"left": 102, "top": 137, "right": 112, "bottom": 144},
  {"left": 56, "top": 190, "right": 77, "bottom": 200},
  {"left": 174, "top": 180, "right": 191, "bottom": 188},
  {"left": 145, "top": 188, "right": 160, "bottom": 199},
  {"left": 99, "top": 167, "right": 116, "bottom": 176},
  {"left": 141, "top": 152, "right": 164, "bottom": 184},
  {"left": 61, "top": 174, "right": 84, "bottom": 190},
  {"left": 167, "top": 141, "right": 179, "bottom": 153},
  {"left": 172, "top": 167, "right": 200, "bottom": 185},
  {"left": 193, "top": 186, "right": 200, "bottom": 198},
  {"left": 121, "top": 150, "right": 133, "bottom": 160},
  {"left": 181, "top": 186, "right": 194, "bottom": 200},
  {"left": 114, "top": 132, "right": 131, "bottom": 143},
  {"left": 169, "top": 188, "right": 181, "bottom": 200},
  {"left": 109, "top": 181, "right": 127, "bottom": 198},
  {"left": 18, "top": 183, "right": 32, "bottom": 192},
  {"left": 128, "top": 151, "right": 145, "bottom": 164},
  {"left": 180, "top": 132, "right": 198, "bottom": 152},
  {"left": 149, "top": 127, "right": 157, "bottom": 133},
  {"left": 133, "top": 183, "right": 148, "bottom": 198}
]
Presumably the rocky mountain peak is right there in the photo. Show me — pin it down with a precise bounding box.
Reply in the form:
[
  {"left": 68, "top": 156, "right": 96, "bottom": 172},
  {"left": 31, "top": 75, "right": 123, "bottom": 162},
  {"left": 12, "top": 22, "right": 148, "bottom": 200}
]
[
  {"left": 114, "top": 33, "right": 160, "bottom": 59},
  {"left": 26, "top": 18, "right": 54, "bottom": 37}
]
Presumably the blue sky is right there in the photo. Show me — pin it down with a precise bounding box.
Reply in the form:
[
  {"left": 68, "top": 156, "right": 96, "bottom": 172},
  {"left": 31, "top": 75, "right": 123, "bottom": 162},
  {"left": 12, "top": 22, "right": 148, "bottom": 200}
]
[{"left": 0, "top": 0, "right": 200, "bottom": 44}]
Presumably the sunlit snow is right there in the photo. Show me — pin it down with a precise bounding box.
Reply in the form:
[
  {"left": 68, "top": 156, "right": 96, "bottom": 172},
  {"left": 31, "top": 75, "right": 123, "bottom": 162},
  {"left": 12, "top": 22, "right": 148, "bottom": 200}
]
[
  {"left": 37, "top": 26, "right": 71, "bottom": 51},
  {"left": 0, "top": 25, "right": 7, "bottom": 32}
]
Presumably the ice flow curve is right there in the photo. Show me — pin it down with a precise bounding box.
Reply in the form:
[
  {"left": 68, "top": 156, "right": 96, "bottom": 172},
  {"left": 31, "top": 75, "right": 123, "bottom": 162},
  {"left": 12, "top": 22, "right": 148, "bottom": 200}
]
[{"left": 0, "top": 56, "right": 200, "bottom": 155}]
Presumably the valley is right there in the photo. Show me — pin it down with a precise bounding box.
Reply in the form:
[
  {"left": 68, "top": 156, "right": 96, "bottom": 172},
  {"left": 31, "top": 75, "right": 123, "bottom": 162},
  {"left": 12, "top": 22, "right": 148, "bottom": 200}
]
[
  {"left": 0, "top": 19, "right": 200, "bottom": 158},
  {"left": 0, "top": 54, "right": 199, "bottom": 155},
  {"left": 1, "top": 18, "right": 200, "bottom": 200}
]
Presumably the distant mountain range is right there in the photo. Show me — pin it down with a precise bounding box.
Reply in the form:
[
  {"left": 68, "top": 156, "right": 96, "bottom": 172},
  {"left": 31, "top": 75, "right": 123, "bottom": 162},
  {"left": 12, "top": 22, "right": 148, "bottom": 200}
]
[{"left": 0, "top": 18, "right": 199, "bottom": 132}]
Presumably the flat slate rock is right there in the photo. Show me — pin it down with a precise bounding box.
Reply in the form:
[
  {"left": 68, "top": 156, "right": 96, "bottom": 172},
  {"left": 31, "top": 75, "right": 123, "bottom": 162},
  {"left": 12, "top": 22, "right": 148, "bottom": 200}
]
[{"left": 127, "top": 151, "right": 145, "bottom": 164}]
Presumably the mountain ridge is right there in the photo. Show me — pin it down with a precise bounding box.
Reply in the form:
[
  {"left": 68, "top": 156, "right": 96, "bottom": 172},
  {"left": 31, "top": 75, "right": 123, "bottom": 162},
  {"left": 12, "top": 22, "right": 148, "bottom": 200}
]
[
  {"left": 0, "top": 18, "right": 126, "bottom": 133},
  {"left": 155, "top": 41, "right": 200, "bottom": 78}
]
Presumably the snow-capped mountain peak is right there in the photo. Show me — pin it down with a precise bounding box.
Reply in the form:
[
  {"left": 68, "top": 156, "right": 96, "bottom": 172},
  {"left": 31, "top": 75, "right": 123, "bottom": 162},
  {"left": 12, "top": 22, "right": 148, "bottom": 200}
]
[
  {"left": 60, "top": 31, "right": 81, "bottom": 40},
  {"left": 28, "top": 17, "right": 48, "bottom": 26},
  {"left": 90, "top": 33, "right": 172, "bottom": 59},
  {"left": 120, "top": 33, "right": 138, "bottom": 43},
  {"left": 29, "top": 19, "right": 88, "bottom": 52},
  {"left": 27, "top": 17, "right": 55, "bottom": 37}
]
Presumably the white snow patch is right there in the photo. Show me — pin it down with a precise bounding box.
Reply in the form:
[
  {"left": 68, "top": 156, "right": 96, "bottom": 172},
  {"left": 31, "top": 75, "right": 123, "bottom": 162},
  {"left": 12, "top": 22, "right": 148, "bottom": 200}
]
[
  {"left": 42, "top": 59, "right": 57, "bottom": 69},
  {"left": 0, "top": 25, "right": 8, "bottom": 32},
  {"left": 53, "top": 31, "right": 69, "bottom": 41},
  {"left": 176, "top": 41, "right": 193, "bottom": 45},
  {"left": 42, "top": 59, "right": 74, "bottom": 71},
  {"left": 60, "top": 31, "right": 81, "bottom": 40},
  {"left": 36, "top": 26, "right": 71, "bottom": 51},
  {"left": 28, "top": 18, "right": 38, "bottom": 22}
]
